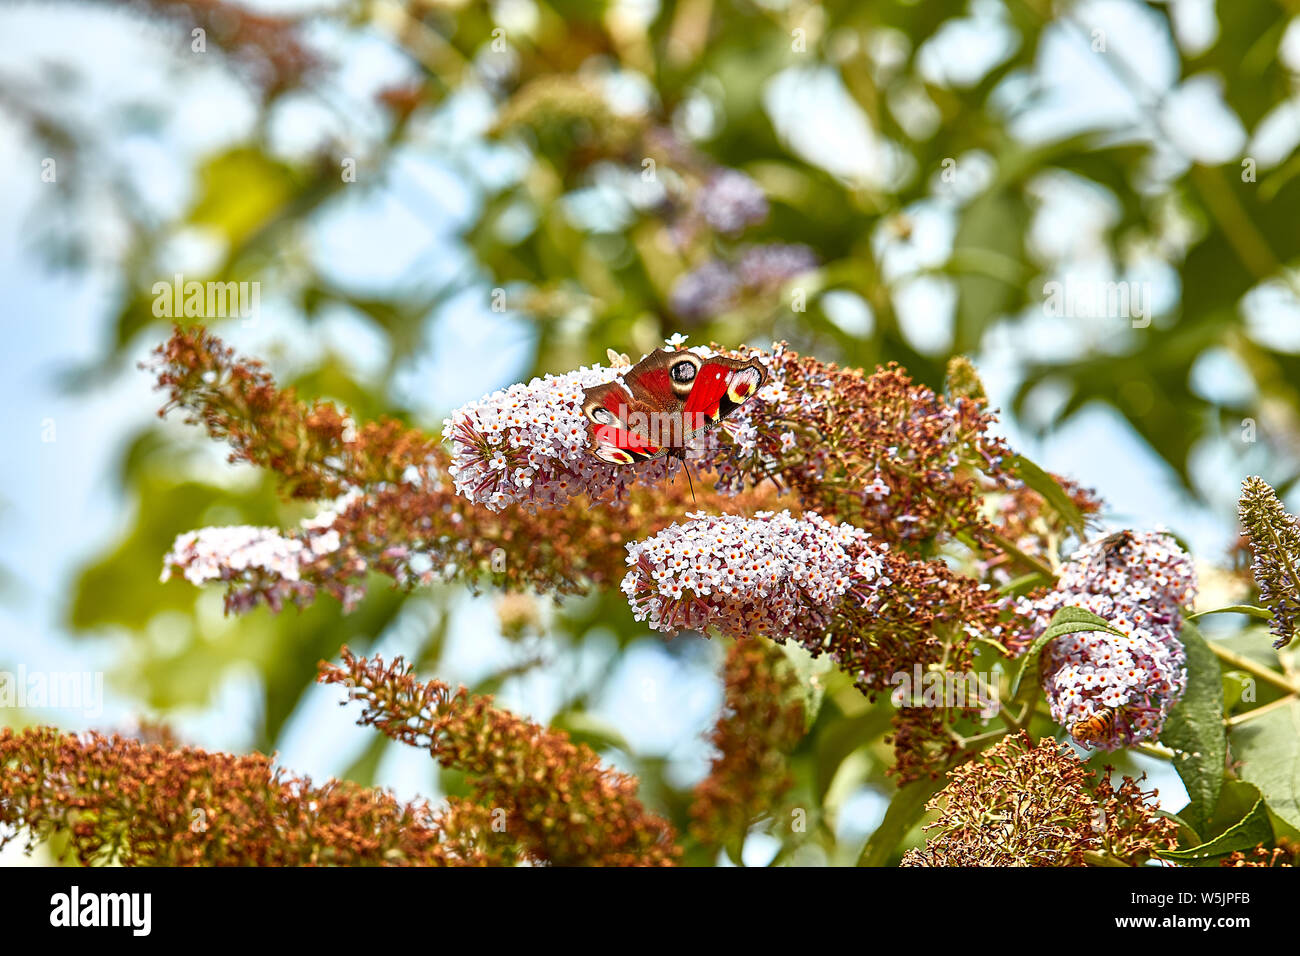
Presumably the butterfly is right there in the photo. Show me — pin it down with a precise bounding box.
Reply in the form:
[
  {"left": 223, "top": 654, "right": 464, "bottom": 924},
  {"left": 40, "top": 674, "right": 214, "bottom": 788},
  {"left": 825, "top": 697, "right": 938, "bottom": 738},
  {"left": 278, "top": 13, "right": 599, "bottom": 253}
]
[{"left": 580, "top": 348, "right": 767, "bottom": 466}]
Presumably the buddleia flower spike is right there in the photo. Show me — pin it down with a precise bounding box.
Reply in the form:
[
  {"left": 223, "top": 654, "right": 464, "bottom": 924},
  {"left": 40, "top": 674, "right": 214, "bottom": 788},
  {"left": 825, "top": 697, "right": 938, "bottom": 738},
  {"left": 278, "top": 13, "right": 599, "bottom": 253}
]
[{"left": 1238, "top": 476, "right": 1300, "bottom": 649}]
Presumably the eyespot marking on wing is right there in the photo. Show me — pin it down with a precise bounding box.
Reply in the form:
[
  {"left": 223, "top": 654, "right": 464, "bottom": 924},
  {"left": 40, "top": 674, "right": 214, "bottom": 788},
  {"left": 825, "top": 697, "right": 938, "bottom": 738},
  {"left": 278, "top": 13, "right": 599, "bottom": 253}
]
[{"left": 726, "top": 366, "right": 763, "bottom": 404}]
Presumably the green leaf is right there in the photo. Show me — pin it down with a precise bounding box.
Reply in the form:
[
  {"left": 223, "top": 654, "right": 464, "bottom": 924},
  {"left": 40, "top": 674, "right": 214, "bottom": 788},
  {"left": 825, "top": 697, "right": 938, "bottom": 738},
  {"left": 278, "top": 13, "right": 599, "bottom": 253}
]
[
  {"left": 548, "top": 710, "right": 632, "bottom": 755},
  {"left": 813, "top": 701, "right": 894, "bottom": 802},
  {"left": 1159, "top": 784, "right": 1272, "bottom": 865},
  {"left": 857, "top": 773, "right": 945, "bottom": 867},
  {"left": 1222, "top": 670, "right": 1256, "bottom": 715},
  {"left": 1199, "top": 778, "right": 1268, "bottom": 840},
  {"left": 1009, "top": 607, "right": 1126, "bottom": 704},
  {"left": 951, "top": 188, "right": 1030, "bottom": 353},
  {"left": 1231, "top": 698, "right": 1300, "bottom": 832},
  {"left": 997, "top": 571, "right": 1051, "bottom": 597},
  {"left": 1007, "top": 454, "right": 1086, "bottom": 538},
  {"left": 1159, "top": 620, "right": 1226, "bottom": 833},
  {"left": 340, "top": 733, "right": 389, "bottom": 788},
  {"left": 188, "top": 147, "right": 299, "bottom": 247},
  {"left": 778, "top": 641, "right": 834, "bottom": 732},
  {"left": 1186, "top": 604, "right": 1273, "bottom": 622},
  {"left": 1156, "top": 809, "right": 1202, "bottom": 850}
]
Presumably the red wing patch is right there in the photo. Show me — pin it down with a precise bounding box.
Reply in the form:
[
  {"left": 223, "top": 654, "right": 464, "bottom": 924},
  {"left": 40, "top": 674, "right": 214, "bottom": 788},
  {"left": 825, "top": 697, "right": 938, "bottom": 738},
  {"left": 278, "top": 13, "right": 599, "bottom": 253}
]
[
  {"left": 623, "top": 366, "right": 675, "bottom": 406},
  {"left": 683, "top": 360, "right": 766, "bottom": 433},
  {"left": 591, "top": 423, "right": 663, "bottom": 464},
  {"left": 595, "top": 386, "right": 632, "bottom": 422},
  {"left": 582, "top": 380, "right": 666, "bottom": 464},
  {"left": 682, "top": 362, "right": 731, "bottom": 420}
]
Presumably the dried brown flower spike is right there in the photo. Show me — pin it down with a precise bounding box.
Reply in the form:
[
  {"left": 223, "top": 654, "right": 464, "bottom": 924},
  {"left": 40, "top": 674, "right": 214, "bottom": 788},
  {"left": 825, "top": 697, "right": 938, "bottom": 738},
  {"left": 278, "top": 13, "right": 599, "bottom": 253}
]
[
  {"left": 689, "top": 639, "right": 805, "bottom": 850},
  {"left": 0, "top": 727, "right": 500, "bottom": 866},
  {"left": 901, "top": 732, "right": 1176, "bottom": 867},
  {"left": 318, "top": 648, "right": 680, "bottom": 866}
]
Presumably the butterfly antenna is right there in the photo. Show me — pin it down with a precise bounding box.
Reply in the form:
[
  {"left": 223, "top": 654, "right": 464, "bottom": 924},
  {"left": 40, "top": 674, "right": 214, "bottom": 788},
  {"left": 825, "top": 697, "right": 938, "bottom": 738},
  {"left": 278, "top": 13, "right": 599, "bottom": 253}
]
[{"left": 681, "top": 457, "right": 697, "bottom": 504}]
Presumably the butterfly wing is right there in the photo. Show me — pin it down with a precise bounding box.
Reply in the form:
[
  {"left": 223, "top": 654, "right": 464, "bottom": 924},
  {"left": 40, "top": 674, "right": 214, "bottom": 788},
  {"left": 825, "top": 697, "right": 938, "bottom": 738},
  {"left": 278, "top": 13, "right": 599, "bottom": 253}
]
[
  {"left": 581, "top": 349, "right": 767, "bottom": 465},
  {"left": 580, "top": 380, "right": 668, "bottom": 465},
  {"left": 681, "top": 357, "right": 766, "bottom": 436},
  {"left": 620, "top": 349, "right": 767, "bottom": 438}
]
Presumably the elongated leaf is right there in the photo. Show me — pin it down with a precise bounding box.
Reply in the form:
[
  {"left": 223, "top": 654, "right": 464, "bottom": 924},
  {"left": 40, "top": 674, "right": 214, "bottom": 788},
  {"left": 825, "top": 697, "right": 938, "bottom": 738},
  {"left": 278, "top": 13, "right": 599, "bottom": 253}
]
[
  {"left": 549, "top": 710, "right": 633, "bottom": 755},
  {"left": 188, "top": 147, "right": 298, "bottom": 247},
  {"left": 779, "top": 641, "right": 834, "bottom": 732},
  {"left": 1160, "top": 785, "right": 1272, "bottom": 865},
  {"left": 1199, "top": 778, "right": 1268, "bottom": 841},
  {"left": 1187, "top": 604, "right": 1273, "bottom": 622},
  {"left": 1159, "top": 620, "right": 1226, "bottom": 833},
  {"left": 1008, "top": 454, "right": 1086, "bottom": 538},
  {"left": 997, "top": 571, "right": 1051, "bottom": 597},
  {"left": 814, "top": 703, "right": 894, "bottom": 801},
  {"left": 1232, "top": 698, "right": 1300, "bottom": 832},
  {"left": 857, "top": 774, "right": 945, "bottom": 867},
  {"left": 1010, "top": 606, "right": 1126, "bottom": 703}
]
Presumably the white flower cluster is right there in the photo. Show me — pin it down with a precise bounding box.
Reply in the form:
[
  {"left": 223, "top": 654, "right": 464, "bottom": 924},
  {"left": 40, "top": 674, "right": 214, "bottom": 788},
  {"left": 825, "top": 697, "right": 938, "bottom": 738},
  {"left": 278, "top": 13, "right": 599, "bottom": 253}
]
[
  {"left": 444, "top": 341, "right": 776, "bottom": 511},
  {"left": 444, "top": 362, "right": 670, "bottom": 512},
  {"left": 621, "top": 509, "right": 887, "bottom": 640},
  {"left": 1018, "top": 530, "right": 1196, "bottom": 750},
  {"left": 1038, "top": 624, "right": 1186, "bottom": 748},
  {"left": 162, "top": 523, "right": 341, "bottom": 587}
]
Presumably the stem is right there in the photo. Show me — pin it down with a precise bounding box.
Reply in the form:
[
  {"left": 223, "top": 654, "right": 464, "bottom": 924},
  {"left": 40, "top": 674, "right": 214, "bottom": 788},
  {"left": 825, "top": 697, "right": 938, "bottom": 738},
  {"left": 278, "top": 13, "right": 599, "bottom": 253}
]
[
  {"left": 955, "top": 727, "right": 1013, "bottom": 749},
  {"left": 999, "top": 703, "right": 1029, "bottom": 734},
  {"left": 1188, "top": 165, "right": 1280, "bottom": 282},
  {"left": 1226, "top": 694, "right": 1298, "bottom": 728},
  {"left": 1186, "top": 604, "right": 1272, "bottom": 622},
  {"left": 1133, "top": 742, "right": 1177, "bottom": 761},
  {"left": 985, "top": 530, "right": 1056, "bottom": 580},
  {"left": 1206, "top": 640, "right": 1300, "bottom": 696}
]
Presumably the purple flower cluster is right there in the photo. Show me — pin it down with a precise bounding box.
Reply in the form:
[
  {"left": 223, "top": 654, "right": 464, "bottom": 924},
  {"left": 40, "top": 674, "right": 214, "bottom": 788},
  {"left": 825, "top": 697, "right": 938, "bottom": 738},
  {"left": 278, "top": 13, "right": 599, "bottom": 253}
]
[
  {"left": 669, "top": 243, "right": 818, "bottom": 319},
  {"left": 1238, "top": 476, "right": 1300, "bottom": 649},
  {"left": 161, "top": 515, "right": 351, "bottom": 613},
  {"left": 444, "top": 359, "right": 676, "bottom": 512},
  {"left": 735, "top": 243, "right": 820, "bottom": 290},
  {"left": 667, "top": 262, "right": 738, "bottom": 320},
  {"left": 443, "top": 341, "right": 784, "bottom": 511},
  {"left": 1018, "top": 531, "right": 1197, "bottom": 750},
  {"left": 621, "top": 509, "right": 888, "bottom": 640},
  {"left": 693, "top": 169, "right": 769, "bottom": 235}
]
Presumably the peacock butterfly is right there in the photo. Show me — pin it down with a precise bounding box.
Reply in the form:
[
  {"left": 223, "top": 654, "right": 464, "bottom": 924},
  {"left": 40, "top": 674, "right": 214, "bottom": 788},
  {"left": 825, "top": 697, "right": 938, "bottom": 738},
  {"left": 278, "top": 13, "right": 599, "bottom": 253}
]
[{"left": 580, "top": 348, "right": 766, "bottom": 465}]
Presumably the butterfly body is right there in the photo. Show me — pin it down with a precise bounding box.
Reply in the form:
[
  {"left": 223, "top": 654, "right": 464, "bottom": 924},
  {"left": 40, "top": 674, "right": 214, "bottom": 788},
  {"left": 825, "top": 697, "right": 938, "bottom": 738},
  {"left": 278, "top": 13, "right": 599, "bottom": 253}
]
[{"left": 581, "top": 348, "right": 766, "bottom": 465}]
